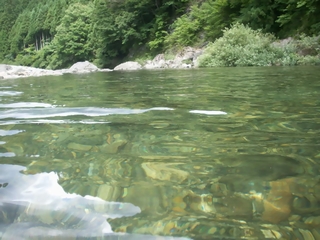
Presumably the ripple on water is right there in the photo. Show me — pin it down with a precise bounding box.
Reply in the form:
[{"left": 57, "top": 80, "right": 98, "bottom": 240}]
[
  {"left": 0, "top": 91, "right": 23, "bottom": 96},
  {"left": 0, "top": 107, "right": 174, "bottom": 119}
]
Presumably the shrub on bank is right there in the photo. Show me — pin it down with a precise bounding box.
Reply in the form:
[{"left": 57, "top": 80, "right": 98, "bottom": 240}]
[
  {"left": 198, "top": 23, "right": 320, "bottom": 67},
  {"left": 197, "top": 23, "right": 278, "bottom": 67}
]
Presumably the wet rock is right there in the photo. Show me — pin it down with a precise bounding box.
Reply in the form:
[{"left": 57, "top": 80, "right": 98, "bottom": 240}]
[
  {"left": 114, "top": 61, "right": 142, "bottom": 71},
  {"left": 67, "top": 142, "right": 92, "bottom": 151},
  {"left": 122, "top": 183, "right": 164, "bottom": 213},
  {"left": 220, "top": 154, "right": 304, "bottom": 181},
  {"left": 70, "top": 134, "right": 104, "bottom": 146},
  {"left": 142, "top": 162, "right": 189, "bottom": 183},
  {"left": 96, "top": 184, "right": 122, "bottom": 201},
  {"left": 100, "top": 140, "right": 127, "bottom": 154},
  {"left": 250, "top": 178, "right": 293, "bottom": 223}
]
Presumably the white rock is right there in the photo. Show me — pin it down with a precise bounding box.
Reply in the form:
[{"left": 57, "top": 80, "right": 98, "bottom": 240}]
[
  {"left": 68, "top": 61, "right": 99, "bottom": 73},
  {"left": 114, "top": 61, "right": 142, "bottom": 71}
]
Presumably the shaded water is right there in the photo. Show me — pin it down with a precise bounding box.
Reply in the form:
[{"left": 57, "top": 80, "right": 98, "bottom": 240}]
[{"left": 0, "top": 66, "right": 320, "bottom": 239}]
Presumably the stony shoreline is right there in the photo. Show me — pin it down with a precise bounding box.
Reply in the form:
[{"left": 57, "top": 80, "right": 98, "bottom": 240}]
[
  {"left": 0, "top": 47, "right": 203, "bottom": 80},
  {"left": 0, "top": 61, "right": 113, "bottom": 80}
]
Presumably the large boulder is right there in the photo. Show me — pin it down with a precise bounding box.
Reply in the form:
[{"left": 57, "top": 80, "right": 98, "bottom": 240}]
[
  {"left": 68, "top": 61, "right": 99, "bottom": 73},
  {"left": 114, "top": 61, "right": 142, "bottom": 71}
]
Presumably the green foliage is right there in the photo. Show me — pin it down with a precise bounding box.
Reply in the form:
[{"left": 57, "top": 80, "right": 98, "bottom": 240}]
[
  {"left": 297, "top": 55, "right": 320, "bottom": 65},
  {"left": 295, "top": 34, "right": 320, "bottom": 56},
  {"left": 148, "top": 16, "right": 169, "bottom": 50},
  {"left": 15, "top": 44, "right": 38, "bottom": 66},
  {"left": 164, "top": 14, "right": 201, "bottom": 49},
  {"left": 198, "top": 23, "right": 320, "bottom": 67},
  {"left": 1, "top": 0, "right": 320, "bottom": 68},
  {"left": 164, "top": 0, "right": 241, "bottom": 49},
  {"left": 92, "top": 0, "right": 189, "bottom": 67},
  {"left": 236, "top": 0, "right": 280, "bottom": 33},
  {"left": 48, "top": 2, "right": 94, "bottom": 69},
  {"left": 0, "top": 0, "right": 28, "bottom": 59},
  {"left": 31, "top": 44, "right": 55, "bottom": 69},
  {"left": 276, "top": 0, "right": 320, "bottom": 36},
  {"left": 295, "top": 35, "right": 320, "bottom": 65},
  {"left": 193, "top": 0, "right": 240, "bottom": 40},
  {"left": 91, "top": 0, "right": 148, "bottom": 66},
  {"left": 198, "top": 23, "right": 279, "bottom": 67}
]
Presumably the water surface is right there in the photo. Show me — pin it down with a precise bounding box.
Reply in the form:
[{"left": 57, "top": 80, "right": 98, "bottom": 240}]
[{"left": 1, "top": 66, "right": 320, "bottom": 239}]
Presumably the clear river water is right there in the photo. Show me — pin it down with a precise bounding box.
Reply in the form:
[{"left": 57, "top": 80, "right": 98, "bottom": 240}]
[{"left": 0, "top": 66, "right": 320, "bottom": 240}]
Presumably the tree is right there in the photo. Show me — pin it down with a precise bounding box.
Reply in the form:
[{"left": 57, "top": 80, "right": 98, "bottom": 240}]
[
  {"left": 276, "top": 0, "right": 320, "bottom": 36},
  {"left": 48, "top": 2, "right": 94, "bottom": 69}
]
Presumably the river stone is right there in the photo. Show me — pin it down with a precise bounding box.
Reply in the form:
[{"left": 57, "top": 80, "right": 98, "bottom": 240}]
[
  {"left": 96, "top": 184, "right": 121, "bottom": 201},
  {"left": 114, "top": 61, "right": 142, "bottom": 71},
  {"left": 141, "top": 162, "right": 189, "bottom": 183},
  {"left": 70, "top": 136, "right": 104, "bottom": 146},
  {"left": 220, "top": 154, "right": 303, "bottom": 181},
  {"left": 100, "top": 140, "right": 127, "bottom": 154},
  {"left": 67, "top": 142, "right": 92, "bottom": 151}
]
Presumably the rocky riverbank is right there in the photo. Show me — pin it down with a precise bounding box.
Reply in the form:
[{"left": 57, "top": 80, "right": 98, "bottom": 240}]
[
  {"left": 0, "top": 47, "right": 203, "bottom": 80},
  {"left": 0, "top": 61, "right": 112, "bottom": 80}
]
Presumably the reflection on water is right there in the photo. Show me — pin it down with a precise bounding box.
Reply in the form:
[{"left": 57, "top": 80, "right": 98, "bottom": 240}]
[
  {"left": 0, "top": 67, "right": 320, "bottom": 239},
  {"left": 0, "top": 164, "right": 189, "bottom": 240}
]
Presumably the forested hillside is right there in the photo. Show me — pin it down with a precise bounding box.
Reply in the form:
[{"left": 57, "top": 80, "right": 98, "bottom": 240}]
[{"left": 0, "top": 0, "right": 319, "bottom": 69}]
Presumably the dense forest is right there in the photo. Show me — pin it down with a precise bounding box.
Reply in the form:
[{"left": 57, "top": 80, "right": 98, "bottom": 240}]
[{"left": 0, "top": 0, "right": 319, "bottom": 69}]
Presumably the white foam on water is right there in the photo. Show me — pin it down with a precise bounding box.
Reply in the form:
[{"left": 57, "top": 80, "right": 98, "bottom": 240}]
[{"left": 189, "top": 110, "right": 227, "bottom": 115}]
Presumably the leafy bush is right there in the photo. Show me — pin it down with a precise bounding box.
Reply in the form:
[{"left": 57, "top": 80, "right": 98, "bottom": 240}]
[
  {"left": 197, "top": 23, "right": 320, "bottom": 67},
  {"left": 295, "top": 34, "right": 320, "bottom": 56},
  {"left": 15, "top": 45, "right": 38, "bottom": 66},
  {"left": 31, "top": 44, "right": 55, "bottom": 69},
  {"left": 272, "top": 34, "right": 320, "bottom": 66},
  {"left": 198, "top": 23, "right": 279, "bottom": 67},
  {"left": 272, "top": 42, "right": 300, "bottom": 66},
  {"left": 297, "top": 55, "right": 320, "bottom": 65}
]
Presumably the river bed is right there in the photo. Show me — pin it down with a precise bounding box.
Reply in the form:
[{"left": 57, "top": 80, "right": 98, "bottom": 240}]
[{"left": 1, "top": 67, "right": 320, "bottom": 239}]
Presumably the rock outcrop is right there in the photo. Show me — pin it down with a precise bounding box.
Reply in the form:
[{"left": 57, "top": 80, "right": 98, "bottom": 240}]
[{"left": 144, "top": 47, "right": 203, "bottom": 69}]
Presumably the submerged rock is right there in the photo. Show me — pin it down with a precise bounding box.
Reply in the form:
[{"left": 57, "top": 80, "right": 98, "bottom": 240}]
[
  {"left": 67, "top": 142, "right": 92, "bottom": 151},
  {"left": 142, "top": 162, "right": 189, "bottom": 183},
  {"left": 100, "top": 140, "right": 127, "bottom": 154}
]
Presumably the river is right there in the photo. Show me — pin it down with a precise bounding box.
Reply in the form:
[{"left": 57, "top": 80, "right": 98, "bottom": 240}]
[{"left": 0, "top": 66, "right": 320, "bottom": 239}]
